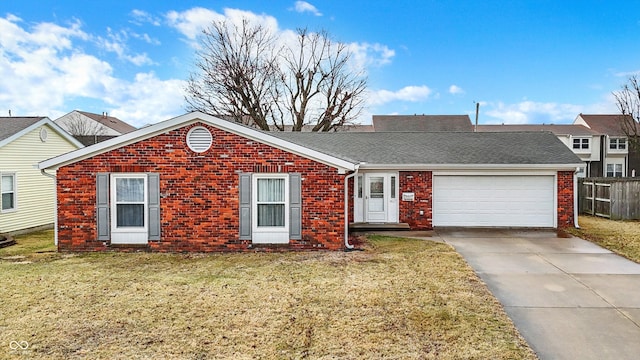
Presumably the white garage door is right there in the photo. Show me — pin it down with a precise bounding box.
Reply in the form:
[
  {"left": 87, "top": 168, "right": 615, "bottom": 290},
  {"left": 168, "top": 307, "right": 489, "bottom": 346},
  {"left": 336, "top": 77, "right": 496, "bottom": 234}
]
[{"left": 433, "top": 175, "right": 555, "bottom": 227}]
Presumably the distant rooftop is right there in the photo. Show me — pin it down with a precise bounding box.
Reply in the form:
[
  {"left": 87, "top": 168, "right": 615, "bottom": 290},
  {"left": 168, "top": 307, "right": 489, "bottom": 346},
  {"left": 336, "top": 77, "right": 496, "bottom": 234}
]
[
  {"left": 77, "top": 111, "right": 137, "bottom": 134},
  {"left": 0, "top": 116, "right": 46, "bottom": 142},
  {"left": 373, "top": 115, "right": 473, "bottom": 132},
  {"left": 477, "top": 124, "right": 599, "bottom": 136}
]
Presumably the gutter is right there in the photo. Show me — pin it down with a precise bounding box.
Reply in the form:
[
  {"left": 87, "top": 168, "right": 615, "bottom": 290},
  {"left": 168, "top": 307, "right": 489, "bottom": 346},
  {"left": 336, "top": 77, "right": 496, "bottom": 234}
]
[
  {"left": 40, "top": 169, "right": 59, "bottom": 245},
  {"left": 344, "top": 165, "right": 360, "bottom": 250},
  {"left": 574, "top": 168, "right": 580, "bottom": 229}
]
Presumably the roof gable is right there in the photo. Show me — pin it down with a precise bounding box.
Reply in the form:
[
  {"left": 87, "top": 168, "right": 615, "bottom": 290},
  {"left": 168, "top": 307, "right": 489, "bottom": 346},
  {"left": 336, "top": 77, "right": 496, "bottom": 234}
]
[
  {"left": 38, "top": 112, "right": 356, "bottom": 171},
  {"left": 0, "top": 117, "right": 84, "bottom": 149},
  {"left": 373, "top": 115, "right": 473, "bottom": 132},
  {"left": 574, "top": 114, "right": 635, "bottom": 136}
]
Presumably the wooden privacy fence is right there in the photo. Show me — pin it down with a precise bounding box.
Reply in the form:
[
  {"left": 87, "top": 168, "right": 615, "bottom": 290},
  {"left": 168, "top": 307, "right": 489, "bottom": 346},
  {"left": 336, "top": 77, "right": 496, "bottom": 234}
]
[{"left": 579, "top": 178, "right": 640, "bottom": 220}]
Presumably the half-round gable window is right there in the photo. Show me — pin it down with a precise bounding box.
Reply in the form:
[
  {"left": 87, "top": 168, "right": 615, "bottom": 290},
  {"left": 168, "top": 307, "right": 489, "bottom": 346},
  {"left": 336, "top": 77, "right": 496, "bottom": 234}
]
[{"left": 186, "top": 126, "right": 213, "bottom": 153}]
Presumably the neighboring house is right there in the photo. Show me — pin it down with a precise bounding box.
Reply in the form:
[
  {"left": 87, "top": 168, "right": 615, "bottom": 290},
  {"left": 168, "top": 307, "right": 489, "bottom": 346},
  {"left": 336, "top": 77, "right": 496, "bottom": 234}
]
[
  {"left": 55, "top": 111, "right": 136, "bottom": 144},
  {"left": 372, "top": 115, "right": 473, "bottom": 131},
  {"left": 39, "top": 112, "right": 580, "bottom": 252},
  {"left": 477, "top": 124, "right": 601, "bottom": 178},
  {"left": 573, "top": 114, "right": 640, "bottom": 177},
  {"left": 0, "top": 117, "right": 83, "bottom": 234}
]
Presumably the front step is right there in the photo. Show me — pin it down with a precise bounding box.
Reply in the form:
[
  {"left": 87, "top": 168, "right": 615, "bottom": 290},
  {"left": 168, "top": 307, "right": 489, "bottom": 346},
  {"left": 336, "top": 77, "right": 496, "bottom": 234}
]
[{"left": 348, "top": 222, "right": 411, "bottom": 232}]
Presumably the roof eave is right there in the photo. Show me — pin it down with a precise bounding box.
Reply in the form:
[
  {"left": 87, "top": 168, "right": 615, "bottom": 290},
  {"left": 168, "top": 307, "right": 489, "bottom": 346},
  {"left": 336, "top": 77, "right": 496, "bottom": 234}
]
[
  {"left": 358, "top": 163, "right": 584, "bottom": 171},
  {"left": 39, "top": 112, "right": 357, "bottom": 172}
]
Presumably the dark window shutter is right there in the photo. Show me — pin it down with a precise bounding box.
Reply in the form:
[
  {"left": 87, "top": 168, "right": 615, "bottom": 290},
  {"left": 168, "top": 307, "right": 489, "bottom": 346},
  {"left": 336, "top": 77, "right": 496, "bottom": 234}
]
[
  {"left": 239, "top": 173, "right": 251, "bottom": 239},
  {"left": 289, "top": 173, "right": 302, "bottom": 239},
  {"left": 148, "top": 173, "right": 161, "bottom": 241},
  {"left": 96, "top": 173, "right": 110, "bottom": 241}
]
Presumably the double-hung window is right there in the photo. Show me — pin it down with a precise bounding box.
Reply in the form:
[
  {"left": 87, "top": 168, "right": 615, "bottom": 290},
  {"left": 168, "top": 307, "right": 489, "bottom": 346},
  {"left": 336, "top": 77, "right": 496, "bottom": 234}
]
[
  {"left": 572, "top": 138, "right": 589, "bottom": 150},
  {"left": 257, "top": 177, "right": 286, "bottom": 227},
  {"left": 606, "top": 163, "right": 623, "bottom": 177},
  {"left": 1, "top": 173, "right": 16, "bottom": 212},
  {"left": 609, "top": 138, "right": 627, "bottom": 150}
]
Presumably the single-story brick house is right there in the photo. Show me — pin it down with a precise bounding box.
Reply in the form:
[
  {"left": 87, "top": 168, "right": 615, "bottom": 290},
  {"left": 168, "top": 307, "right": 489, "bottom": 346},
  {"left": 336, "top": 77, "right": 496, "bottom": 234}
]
[{"left": 38, "top": 112, "right": 582, "bottom": 252}]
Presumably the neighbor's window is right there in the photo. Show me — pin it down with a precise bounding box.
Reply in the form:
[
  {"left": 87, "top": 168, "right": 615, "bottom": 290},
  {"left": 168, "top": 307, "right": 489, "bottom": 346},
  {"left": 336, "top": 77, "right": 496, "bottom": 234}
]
[
  {"left": 606, "top": 163, "right": 623, "bottom": 177},
  {"left": 572, "top": 138, "right": 589, "bottom": 150},
  {"left": 115, "top": 177, "right": 146, "bottom": 227},
  {"left": 609, "top": 138, "right": 627, "bottom": 150},
  {"left": 256, "top": 178, "right": 286, "bottom": 227},
  {"left": 357, "top": 175, "right": 363, "bottom": 198},
  {"left": 1, "top": 173, "right": 16, "bottom": 211}
]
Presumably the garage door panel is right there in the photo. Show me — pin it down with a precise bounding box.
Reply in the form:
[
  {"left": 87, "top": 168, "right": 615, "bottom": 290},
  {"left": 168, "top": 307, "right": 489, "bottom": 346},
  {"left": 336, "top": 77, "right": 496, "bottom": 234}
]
[{"left": 433, "top": 175, "right": 555, "bottom": 227}]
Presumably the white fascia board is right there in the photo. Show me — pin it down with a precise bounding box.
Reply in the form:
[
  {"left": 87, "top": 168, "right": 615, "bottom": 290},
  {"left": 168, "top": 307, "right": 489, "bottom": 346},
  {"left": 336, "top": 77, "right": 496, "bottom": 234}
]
[
  {"left": 358, "top": 163, "right": 584, "bottom": 171},
  {"left": 0, "top": 117, "right": 83, "bottom": 149},
  {"left": 39, "top": 111, "right": 356, "bottom": 172}
]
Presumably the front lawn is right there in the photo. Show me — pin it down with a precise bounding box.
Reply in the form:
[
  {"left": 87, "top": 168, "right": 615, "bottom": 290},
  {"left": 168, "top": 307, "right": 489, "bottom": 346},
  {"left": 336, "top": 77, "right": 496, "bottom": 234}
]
[
  {"left": 0, "top": 231, "right": 535, "bottom": 359},
  {"left": 569, "top": 215, "right": 640, "bottom": 263}
]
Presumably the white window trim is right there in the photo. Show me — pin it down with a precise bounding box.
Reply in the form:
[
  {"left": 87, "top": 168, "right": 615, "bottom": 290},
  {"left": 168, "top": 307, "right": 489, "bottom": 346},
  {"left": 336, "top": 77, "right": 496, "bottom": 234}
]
[
  {"left": 110, "top": 173, "right": 148, "bottom": 235},
  {"left": 251, "top": 173, "right": 289, "bottom": 244},
  {"left": 572, "top": 137, "right": 590, "bottom": 150},
  {"left": 606, "top": 162, "right": 624, "bottom": 177},
  {"left": 1, "top": 172, "right": 17, "bottom": 213},
  {"left": 609, "top": 137, "right": 627, "bottom": 151}
]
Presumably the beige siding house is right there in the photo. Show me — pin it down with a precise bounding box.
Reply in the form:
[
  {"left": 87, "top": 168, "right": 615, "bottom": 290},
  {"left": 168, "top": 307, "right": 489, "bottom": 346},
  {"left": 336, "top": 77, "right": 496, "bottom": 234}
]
[{"left": 0, "top": 117, "right": 83, "bottom": 234}]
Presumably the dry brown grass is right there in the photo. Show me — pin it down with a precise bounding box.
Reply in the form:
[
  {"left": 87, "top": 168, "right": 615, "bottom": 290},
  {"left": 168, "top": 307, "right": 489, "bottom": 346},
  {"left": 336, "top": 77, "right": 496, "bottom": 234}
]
[
  {"left": 569, "top": 215, "right": 640, "bottom": 263},
  {"left": 0, "top": 231, "right": 535, "bottom": 359}
]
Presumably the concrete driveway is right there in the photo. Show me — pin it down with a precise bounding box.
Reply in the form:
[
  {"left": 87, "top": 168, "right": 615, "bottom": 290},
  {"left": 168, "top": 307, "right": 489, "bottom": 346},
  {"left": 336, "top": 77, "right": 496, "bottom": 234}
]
[{"left": 437, "top": 229, "right": 640, "bottom": 360}]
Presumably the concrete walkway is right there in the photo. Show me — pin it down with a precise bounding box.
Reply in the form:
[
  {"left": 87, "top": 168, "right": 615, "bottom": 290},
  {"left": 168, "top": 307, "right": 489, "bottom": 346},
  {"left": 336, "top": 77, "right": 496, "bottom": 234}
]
[{"left": 437, "top": 229, "right": 640, "bottom": 360}]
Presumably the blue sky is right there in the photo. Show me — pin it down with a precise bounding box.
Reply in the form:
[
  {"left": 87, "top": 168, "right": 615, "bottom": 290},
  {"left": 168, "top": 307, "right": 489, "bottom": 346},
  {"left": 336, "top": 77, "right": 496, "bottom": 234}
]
[{"left": 1, "top": 1, "right": 639, "bottom": 127}]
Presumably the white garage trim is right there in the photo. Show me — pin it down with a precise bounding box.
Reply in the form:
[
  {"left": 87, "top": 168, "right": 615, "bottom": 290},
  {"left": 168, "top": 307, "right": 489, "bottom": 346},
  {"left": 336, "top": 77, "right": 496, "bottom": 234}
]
[{"left": 433, "top": 174, "right": 556, "bottom": 228}]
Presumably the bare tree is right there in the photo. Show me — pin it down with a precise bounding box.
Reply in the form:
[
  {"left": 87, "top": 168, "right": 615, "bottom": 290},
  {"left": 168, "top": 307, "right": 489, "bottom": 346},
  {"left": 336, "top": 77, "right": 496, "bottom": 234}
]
[
  {"left": 185, "top": 19, "right": 367, "bottom": 131},
  {"left": 613, "top": 75, "right": 640, "bottom": 149},
  {"left": 280, "top": 29, "right": 367, "bottom": 131},
  {"left": 62, "top": 112, "right": 106, "bottom": 136},
  {"left": 185, "top": 19, "right": 282, "bottom": 131}
]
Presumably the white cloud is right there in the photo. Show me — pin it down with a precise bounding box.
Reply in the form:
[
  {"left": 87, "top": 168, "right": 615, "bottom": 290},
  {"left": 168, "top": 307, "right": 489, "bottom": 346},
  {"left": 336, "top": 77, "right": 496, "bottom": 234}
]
[
  {"left": 368, "top": 86, "right": 432, "bottom": 106},
  {"left": 98, "top": 28, "right": 154, "bottom": 66},
  {"left": 292, "top": 1, "right": 323, "bottom": 16},
  {"left": 130, "top": 9, "right": 161, "bottom": 26},
  {"left": 348, "top": 42, "right": 395, "bottom": 70},
  {"left": 449, "top": 85, "right": 464, "bottom": 95},
  {"left": 107, "top": 73, "right": 186, "bottom": 126},
  {"left": 166, "top": 7, "right": 279, "bottom": 45},
  {"left": 483, "top": 100, "right": 585, "bottom": 124},
  {"left": 0, "top": 14, "right": 184, "bottom": 126}
]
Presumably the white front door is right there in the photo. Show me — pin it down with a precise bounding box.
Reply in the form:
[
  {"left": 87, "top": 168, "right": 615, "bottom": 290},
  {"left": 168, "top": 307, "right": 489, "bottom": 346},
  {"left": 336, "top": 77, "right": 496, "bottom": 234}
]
[{"left": 362, "top": 173, "right": 398, "bottom": 223}]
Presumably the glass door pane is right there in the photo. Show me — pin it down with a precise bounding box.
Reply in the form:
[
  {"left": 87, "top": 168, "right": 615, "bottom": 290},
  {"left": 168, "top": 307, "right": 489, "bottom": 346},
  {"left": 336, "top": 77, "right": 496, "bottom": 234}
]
[{"left": 368, "top": 176, "right": 384, "bottom": 212}]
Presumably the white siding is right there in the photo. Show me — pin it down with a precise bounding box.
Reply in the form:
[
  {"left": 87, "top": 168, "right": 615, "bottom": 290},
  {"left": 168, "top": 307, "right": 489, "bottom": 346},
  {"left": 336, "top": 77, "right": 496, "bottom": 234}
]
[{"left": 0, "top": 124, "right": 80, "bottom": 233}]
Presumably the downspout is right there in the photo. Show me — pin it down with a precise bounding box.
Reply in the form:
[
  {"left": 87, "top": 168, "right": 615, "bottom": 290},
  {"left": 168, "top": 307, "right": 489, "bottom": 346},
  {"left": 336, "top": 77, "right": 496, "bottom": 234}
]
[
  {"left": 40, "top": 169, "right": 58, "bottom": 245},
  {"left": 574, "top": 168, "right": 580, "bottom": 228},
  {"left": 344, "top": 165, "right": 360, "bottom": 250}
]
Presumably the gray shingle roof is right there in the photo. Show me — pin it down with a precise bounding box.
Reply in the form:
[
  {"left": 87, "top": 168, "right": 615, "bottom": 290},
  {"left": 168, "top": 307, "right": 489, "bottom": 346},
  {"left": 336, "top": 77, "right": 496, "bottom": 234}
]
[
  {"left": 269, "top": 131, "right": 582, "bottom": 165},
  {"left": 0, "top": 117, "right": 45, "bottom": 142},
  {"left": 477, "top": 124, "right": 598, "bottom": 136},
  {"left": 373, "top": 115, "right": 472, "bottom": 132}
]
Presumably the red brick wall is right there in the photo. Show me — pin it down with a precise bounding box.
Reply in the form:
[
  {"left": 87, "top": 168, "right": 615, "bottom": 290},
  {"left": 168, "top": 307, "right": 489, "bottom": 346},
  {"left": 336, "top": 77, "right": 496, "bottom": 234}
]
[
  {"left": 398, "top": 171, "right": 433, "bottom": 230},
  {"left": 56, "top": 122, "right": 346, "bottom": 252},
  {"left": 557, "top": 170, "right": 575, "bottom": 228}
]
